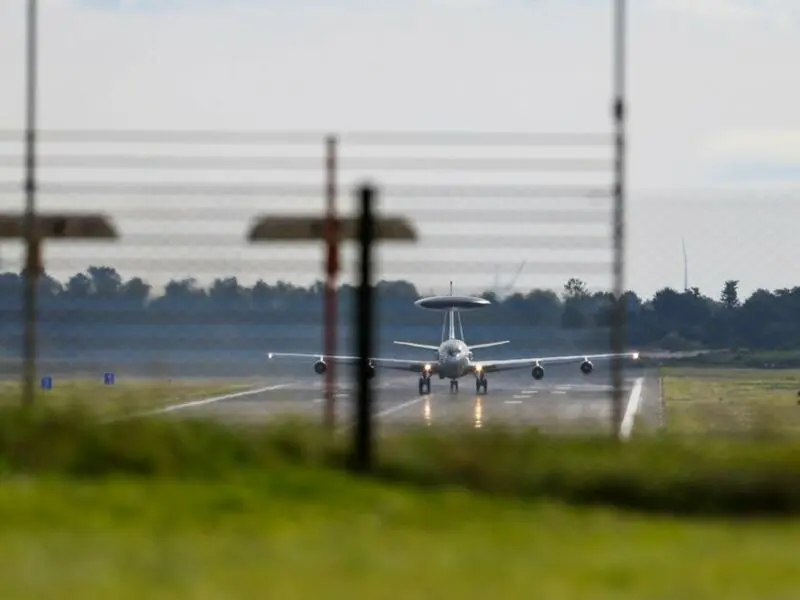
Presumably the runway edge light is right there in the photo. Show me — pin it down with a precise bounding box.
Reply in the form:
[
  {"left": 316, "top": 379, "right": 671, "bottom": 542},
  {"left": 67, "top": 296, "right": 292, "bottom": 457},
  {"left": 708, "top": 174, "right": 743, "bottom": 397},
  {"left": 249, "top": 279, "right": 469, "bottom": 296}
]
[
  {"left": 104, "top": 372, "right": 116, "bottom": 385},
  {"left": 41, "top": 376, "right": 52, "bottom": 391}
]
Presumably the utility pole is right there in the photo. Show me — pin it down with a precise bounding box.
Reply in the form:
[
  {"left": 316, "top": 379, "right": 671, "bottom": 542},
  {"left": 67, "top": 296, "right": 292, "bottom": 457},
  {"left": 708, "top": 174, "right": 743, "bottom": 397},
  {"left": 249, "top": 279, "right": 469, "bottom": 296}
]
[
  {"left": 323, "top": 136, "right": 339, "bottom": 429},
  {"left": 22, "top": 0, "right": 39, "bottom": 405},
  {"left": 0, "top": 214, "right": 118, "bottom": 404},
  {"left": 610, "top": 0, "right": 628, "bottom": 437},
  {"left": 353, "top": 184, "right": 375, "bottom": 471}
]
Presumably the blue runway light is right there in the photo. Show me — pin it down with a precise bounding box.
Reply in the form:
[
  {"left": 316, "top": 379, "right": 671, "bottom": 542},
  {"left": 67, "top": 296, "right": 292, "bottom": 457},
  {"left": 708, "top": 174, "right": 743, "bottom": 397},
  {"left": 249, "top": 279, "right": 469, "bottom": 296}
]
[
  {"left": 41, "top": 376, "right": 52, "bottom": 390},
  {"left": 104, "top": 372, "right": 116, "bottom": 385}
]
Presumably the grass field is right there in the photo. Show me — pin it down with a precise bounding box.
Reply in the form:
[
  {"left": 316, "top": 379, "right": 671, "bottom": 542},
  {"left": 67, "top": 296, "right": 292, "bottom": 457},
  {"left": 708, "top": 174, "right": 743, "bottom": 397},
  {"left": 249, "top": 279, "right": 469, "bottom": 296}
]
[
  {"left": 0, "top": 472, "right": 798, "bottom": 599},
  {"left": 2, "top": 387, "right": 800, "bottom": 597},
  {"left": 651, "top": 349, "right": 800, "bottom": 369},
  {"left": 661, "top": 367, "right": 800, "bottom": 434},
  {"left": 0, "top": 378, "right": 250, "bottom": 418}
]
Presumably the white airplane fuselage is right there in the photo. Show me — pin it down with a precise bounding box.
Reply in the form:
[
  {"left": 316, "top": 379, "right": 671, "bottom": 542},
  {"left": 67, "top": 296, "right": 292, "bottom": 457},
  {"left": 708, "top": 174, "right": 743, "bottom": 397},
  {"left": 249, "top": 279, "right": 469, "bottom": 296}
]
[{"left": 434, "top": 338, "right": 474, "bottom": 380}]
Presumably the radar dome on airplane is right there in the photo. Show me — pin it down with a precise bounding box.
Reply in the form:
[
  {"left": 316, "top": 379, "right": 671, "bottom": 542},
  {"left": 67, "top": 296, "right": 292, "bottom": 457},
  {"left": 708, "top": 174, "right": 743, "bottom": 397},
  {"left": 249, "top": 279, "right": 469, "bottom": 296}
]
[{"left": 414, "top": 295, "right": 491, "bottom": 311}]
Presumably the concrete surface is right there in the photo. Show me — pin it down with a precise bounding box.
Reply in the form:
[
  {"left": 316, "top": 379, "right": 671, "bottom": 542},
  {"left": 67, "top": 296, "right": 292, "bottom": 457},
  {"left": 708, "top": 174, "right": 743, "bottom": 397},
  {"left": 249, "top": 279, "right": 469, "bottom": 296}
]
[{"left": 153, "top": 364, "right": 660, "bottom": 436}]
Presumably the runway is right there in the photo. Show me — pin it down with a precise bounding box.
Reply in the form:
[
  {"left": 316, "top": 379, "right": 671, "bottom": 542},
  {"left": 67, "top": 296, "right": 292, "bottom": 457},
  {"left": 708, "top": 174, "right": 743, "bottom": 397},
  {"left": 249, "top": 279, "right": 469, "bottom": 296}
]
[{"left": 155, "top": 365, "right": 658, "bottom": 436}]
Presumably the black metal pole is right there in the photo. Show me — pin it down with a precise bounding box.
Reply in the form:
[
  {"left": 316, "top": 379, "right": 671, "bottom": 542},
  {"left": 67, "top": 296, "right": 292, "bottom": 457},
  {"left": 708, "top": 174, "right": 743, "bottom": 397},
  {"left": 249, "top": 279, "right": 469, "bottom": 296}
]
[
  {"left": 22, "top": 0, "right": 39, "bottom": 406},
  {"left": 353, "top": 183, "right": 375, "bottom": 471},
  {"left": 610, "top": 0, "right": 627, "bottom": 436}
]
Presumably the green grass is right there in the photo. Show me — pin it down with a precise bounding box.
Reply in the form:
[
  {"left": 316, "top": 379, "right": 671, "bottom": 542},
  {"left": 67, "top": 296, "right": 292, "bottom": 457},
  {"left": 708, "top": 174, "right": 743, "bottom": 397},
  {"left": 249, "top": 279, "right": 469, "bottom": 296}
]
[
  {"left": 644, "top": 349, "right": 800, "bottom": 369},
  {"left": 0, "top": 379, "right": 250, "bottom": 418},
  {"left": 2, "top": 406, "right": 800, "bottom": 596},
  {"left": 661, "top": 367, "right": 800, "bottom": 434},
  {"left": 3, "top": 406, "right": 800, "bottom": 515},
  {"left": 0, "top": 473, "right": 799, "bottom": 599}
]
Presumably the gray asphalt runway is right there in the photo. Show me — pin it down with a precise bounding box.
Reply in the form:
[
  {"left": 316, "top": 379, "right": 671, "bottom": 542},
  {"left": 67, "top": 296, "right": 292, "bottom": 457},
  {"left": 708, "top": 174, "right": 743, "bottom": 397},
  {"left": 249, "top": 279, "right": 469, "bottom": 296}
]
[{"left": 157, "top": 365, "right": 659, "bottom": 436}]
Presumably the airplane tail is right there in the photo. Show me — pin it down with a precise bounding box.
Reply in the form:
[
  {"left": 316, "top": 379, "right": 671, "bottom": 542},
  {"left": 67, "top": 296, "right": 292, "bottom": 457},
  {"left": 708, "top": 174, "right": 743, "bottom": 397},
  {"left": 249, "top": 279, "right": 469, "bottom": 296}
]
[
  {"left": 393, "top": 341, "right": 440, "bottom": 351},
  {"left": 394, "top": 340, "right": 509, "bottom": 351}
]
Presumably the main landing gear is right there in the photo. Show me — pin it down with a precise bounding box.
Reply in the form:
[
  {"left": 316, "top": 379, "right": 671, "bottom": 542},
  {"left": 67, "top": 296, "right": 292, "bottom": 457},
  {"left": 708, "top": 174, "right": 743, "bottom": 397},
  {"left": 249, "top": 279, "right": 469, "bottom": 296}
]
[
  {"left": 418, "top": 375, "right": 432, "bottom": 395},
  {"left": 418, "top": 375, "right": 489, "bottom": 395}
]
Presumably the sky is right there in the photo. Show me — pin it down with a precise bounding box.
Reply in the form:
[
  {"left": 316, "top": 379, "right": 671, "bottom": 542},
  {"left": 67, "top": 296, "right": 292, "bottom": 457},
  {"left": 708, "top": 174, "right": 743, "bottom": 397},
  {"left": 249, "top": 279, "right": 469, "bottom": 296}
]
[{"left": 0, "top": 0, "right": 798, "bottom": 299}]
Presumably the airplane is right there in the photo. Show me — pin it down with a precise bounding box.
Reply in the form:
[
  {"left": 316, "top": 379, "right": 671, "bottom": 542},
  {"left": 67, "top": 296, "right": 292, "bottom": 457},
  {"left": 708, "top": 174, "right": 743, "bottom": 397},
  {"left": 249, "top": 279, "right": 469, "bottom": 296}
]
[{"left": 266, "top": 282, "right": 639, "bottom": 395}]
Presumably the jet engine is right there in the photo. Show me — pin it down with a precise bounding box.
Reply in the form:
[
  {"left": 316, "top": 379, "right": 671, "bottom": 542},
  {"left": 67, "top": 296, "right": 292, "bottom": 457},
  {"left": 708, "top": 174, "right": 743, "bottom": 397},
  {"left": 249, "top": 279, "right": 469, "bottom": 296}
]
[
  {"left": 313, "top": 360, "right": 327, "bottom": 375},
  {"left": 531, "top": 364, "right": 545, "bottom": 380},
  {"left": 580, "top": 359, "right": 593, "bottom": 375}
]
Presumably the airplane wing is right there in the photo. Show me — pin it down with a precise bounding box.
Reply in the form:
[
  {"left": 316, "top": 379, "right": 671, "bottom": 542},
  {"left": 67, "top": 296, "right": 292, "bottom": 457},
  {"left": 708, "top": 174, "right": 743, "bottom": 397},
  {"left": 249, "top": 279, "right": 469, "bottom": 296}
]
[
  {"left": 267, "top": 352, "right": 437, "bottom": 374},
  {"left": 472, "top": 351, "right": 639, "bottom": 374}
]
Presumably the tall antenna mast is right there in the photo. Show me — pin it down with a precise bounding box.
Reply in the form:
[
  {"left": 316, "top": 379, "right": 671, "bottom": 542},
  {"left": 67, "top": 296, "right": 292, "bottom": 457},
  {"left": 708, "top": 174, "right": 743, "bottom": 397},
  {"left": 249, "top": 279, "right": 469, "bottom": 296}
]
[
  {"left": 682, "top": 236, "right": 688, "bottom": 291},
  {"left": 491, "top": 260, "right": 526, "bottom": 301}
]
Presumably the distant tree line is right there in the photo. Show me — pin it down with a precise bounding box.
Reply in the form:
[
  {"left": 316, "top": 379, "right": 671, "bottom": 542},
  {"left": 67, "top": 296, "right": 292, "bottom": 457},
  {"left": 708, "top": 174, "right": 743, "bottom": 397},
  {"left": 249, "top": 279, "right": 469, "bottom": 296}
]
[{"left": 0, "top": 267, "right": 798, "bottom": 361}]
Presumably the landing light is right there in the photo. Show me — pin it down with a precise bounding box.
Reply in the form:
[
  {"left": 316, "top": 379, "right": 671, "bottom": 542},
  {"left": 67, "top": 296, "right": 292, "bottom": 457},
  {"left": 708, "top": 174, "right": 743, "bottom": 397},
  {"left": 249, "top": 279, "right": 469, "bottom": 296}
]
[
  {"left": 424, "top": 364, "right": 432, "bottom": 372},
  {"left": 475, "top": 364, "right": 483, "bottom": 372},
  {"left": 632, "top": 352, "right": 640, "bottom": 360},
  {"left": 268, "top": 353, "right": 273, "bottom": 359}
]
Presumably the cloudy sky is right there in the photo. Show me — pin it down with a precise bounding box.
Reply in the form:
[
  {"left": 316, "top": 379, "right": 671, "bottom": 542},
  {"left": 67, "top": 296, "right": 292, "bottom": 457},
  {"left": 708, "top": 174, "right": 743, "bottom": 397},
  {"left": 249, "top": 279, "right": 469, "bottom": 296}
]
[{"left": 0, "top": 0, "right": 798, "bottom": 299}]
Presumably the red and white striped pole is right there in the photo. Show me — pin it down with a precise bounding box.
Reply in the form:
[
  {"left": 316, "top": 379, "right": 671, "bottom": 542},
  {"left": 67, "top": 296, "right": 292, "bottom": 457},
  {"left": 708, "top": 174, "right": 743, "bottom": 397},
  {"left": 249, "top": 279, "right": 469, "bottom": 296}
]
[{"left": 323, "top": 135, "right": 339, "bottom": 429}]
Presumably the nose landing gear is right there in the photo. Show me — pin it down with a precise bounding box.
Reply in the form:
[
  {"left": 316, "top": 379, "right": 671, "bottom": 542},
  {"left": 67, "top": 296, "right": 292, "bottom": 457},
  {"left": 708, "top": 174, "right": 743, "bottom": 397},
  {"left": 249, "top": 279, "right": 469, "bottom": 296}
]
[
  {"left": 418, "top": 375, "right": 431, "bottom": 395},
  {"left": 449, "top": 380, "right": 459, "bottom": 393},
  {"left": 475, "top": 375, "right": 488, "bottom": 395}
]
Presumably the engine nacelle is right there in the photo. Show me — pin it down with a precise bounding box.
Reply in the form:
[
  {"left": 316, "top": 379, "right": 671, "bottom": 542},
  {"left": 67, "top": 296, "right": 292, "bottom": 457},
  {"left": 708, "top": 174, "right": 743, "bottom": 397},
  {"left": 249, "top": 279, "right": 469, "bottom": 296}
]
[
  {"left": 580, "top": 360, "right": 593, "bottom": 375},
  {"left": 313, "top": 360, "right": 327, "bottom": 375},
  {"left": 531, "top": 364, "right": 545, "bottom": 380}
]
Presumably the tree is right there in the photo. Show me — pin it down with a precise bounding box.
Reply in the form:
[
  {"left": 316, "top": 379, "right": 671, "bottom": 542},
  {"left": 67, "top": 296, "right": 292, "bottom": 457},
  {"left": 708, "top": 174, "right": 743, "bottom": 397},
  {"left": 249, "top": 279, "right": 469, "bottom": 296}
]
[
  {"left": 209, "top": 277, "right": 247, "bottom": 304},
  {"left": 0, "top": 265, "right": 799, "bottom": 360},
  {"left": 562, "top": 278, "right": 588, "bottom": 300},
  {"left": 119, "top": 277, "right": 151, "bottom": 307},
  {"left": 87, "top": 266, "right": 123, "bottom": 298},
  {"left": 64, "top": 273, "right": 93, "bottom": 299},
  {"left": 561, "top": 302, "right": 588, "bottom": 329},
  {"left": 721, "top": 280, "right": 740, "bottom": 310},
  {"left": 522, "top": 289, "right": 561, "bottom": 326}
]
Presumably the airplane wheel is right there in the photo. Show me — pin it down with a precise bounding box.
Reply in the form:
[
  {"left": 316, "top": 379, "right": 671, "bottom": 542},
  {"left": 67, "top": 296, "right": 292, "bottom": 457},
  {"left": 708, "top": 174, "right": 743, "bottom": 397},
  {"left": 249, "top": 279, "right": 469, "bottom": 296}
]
[
  {"left": 476, "top": 376, "right": 488, "bottom": 395},
  {"left": 419, "top": 377, "right": 431, "bottom": 395},
  {"left": 450, "top": 380, "right": 458, "bottom": 394}
]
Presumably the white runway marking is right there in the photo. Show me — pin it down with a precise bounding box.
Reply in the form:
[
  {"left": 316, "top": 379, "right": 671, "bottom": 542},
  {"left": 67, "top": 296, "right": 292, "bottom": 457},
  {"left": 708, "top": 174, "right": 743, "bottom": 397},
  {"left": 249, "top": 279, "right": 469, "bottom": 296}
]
[
  {"left": 552, "top": 390, "right": 567, "bottom": 395},
  {"left": 128, "top": 383, "right": 296, "bottom": 418},
  {"left": 619, "top": 377, "right": 644, "bottom": 440},
  {"left": 375, "top": 395, "right": 428, "bottom": 418},
  {"left": 336, "top": 392, "right": 429, "bottom": 432},
  {"left": 505, "top": 400, "right": 523, "bottom": 405},
  {"left": 571, "top": 384, "right": 613, "bottom": 391}
]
